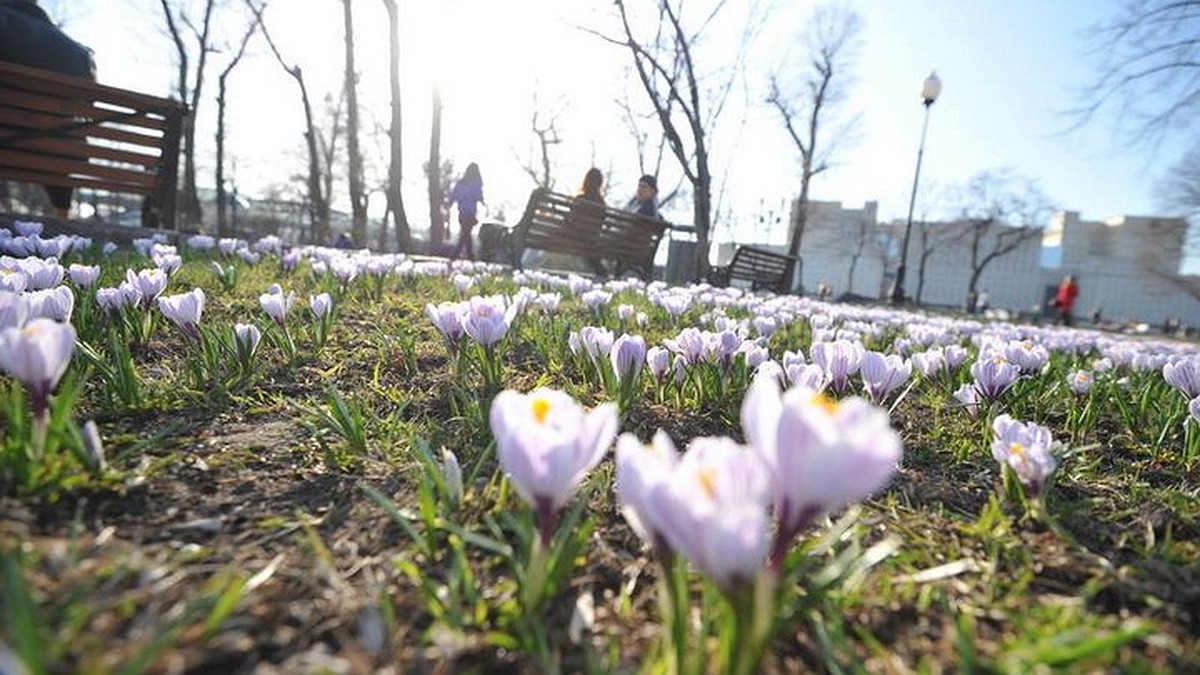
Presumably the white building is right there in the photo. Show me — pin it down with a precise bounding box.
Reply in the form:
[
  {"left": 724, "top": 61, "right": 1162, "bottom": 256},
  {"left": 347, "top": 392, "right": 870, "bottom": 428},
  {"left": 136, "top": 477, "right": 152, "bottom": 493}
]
[
  {"left": 721, "top": 199, "right": 1199, "bottom": 326},
  {"left": 1044, "top": 211, "right": 1200, "bottom": 325}
]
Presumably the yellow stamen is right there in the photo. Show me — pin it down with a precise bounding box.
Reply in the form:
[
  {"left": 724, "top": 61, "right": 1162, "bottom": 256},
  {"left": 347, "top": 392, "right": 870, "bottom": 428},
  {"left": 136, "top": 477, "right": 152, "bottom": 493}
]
[
  {"left": 531, "top": 397, "right": 551, "bottom": 424},
  {"left": 1009, "top": 442, "right": 1026, "bottom": 458},
  {"left": 810, "top": 392, "right": 839, "bottom": 415},
  {"left": 697, "top": 468, "right": 717, "bottom": 498}
]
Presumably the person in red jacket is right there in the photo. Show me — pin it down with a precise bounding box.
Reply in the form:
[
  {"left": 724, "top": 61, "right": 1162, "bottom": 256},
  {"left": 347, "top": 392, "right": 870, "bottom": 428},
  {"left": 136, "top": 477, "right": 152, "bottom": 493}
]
[{"left": 1053, "top": 275, "right": 1079, "bottom": 326}]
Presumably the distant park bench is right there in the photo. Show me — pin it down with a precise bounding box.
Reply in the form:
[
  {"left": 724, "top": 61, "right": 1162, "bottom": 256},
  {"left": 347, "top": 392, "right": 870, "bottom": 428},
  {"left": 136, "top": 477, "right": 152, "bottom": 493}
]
[
  {"left": 498, "top": 187, "right": 670, "bottom": 280},
  {"left": 0, "top": 60, "right": 186, "bottom": 229},
  {"left": 707, "top": 245, "right": 796, "bottom": 293}
]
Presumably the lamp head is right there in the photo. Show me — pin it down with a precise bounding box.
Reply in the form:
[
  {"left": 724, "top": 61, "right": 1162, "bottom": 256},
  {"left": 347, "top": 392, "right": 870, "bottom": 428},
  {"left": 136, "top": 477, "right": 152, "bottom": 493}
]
[{"left": 921, "top": 71, "right": 942, "bottom": 106}]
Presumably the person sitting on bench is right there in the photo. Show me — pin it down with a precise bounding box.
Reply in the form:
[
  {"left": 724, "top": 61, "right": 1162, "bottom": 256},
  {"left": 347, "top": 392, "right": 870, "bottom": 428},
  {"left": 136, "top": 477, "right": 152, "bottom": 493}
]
[{"left": 0, "top": 0, "right": 97, "bottom": 218}]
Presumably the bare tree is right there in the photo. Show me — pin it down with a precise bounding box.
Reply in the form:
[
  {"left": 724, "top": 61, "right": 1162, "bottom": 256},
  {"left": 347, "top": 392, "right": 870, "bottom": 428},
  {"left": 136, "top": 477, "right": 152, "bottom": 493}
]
[
  {"left": 950, "top": 170, "right": 1056, "bottom": 303},
  {"left": 519, "top": 100, "right": 561, "bottom": 190},
  {"left": 342, "top": 0, "right": 368, "bottom": 247},
  {"left": 380, "top": 0, "right": 412, "bottom": 253},
  {"left": 250, "top": 0, "right": 331, "bottom": 244},
  {"left": 214, "top": 10, "right": 259, "bottom": 237},
  {"left": 1156, "top": 143, "right": 1200, "bottom": 219},
  {"left": 616, "top": 79, "right": 683, "bottom": 211},
  {"left": 1079, "top": 0, "right": 1200, "bottom": 145},
  {"left": 767, "top": 5, "right": 861, "bottom": 292},
  {"left": 160, "top": 0, "right": 217, "bottom": 229},
  {"left": 427, "top": 86, "right": 446, "bottom": 247},
  {"left": 600, "top": 0, "right": 761, "bottom": 275}
]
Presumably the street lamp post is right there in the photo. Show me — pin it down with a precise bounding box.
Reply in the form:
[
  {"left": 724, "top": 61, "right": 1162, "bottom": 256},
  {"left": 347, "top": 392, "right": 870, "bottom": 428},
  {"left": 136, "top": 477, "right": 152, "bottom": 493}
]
[{"left": 890, "top": 71, "right": 942, "bottom": 304}]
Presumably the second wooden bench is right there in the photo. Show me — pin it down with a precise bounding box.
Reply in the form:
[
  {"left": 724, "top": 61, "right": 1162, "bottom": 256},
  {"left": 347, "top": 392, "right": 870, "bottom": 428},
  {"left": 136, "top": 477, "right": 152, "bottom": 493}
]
[{"left": 707, "top": 245, "right": 796, "bottom": 293}]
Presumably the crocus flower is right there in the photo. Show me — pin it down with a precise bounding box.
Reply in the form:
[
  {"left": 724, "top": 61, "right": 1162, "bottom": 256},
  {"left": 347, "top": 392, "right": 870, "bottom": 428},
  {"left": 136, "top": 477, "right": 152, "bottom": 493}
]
[
  {"left": 462, "top": 295, "right": 517, "bottom": 348},
  {"left": 969, "top": 354, "right": 1021, "bottom": 401},
  {"left": 0, "top": 291, "right": 28, "bottom": 329},
  {"left": 810, "top": 339, "right": 865, "bottom": 394},
  {"left": 0, "top": 267, "right": 28, "bottom": 294},
  {"left": 615, "top": 430, "right": 680, "bottom": 549},
  {"left": 610, "top": 333, "right": 647, "bottom": 384},
  {"left": 0, "top": 318, "right": 76, "bottom": 415},
  {"left": 642, "top": 436, "right": 771, "bottom": 590},
  {"left": 991, "top": 414, "right": 1058, "bottom": 497},
  {"left": 1067, "top": 369, "right": 1093, "bottom": 395},
  {"left": 310, "top": 292, "right": 333, "bottom": 319},
  {"left": 1189, "top": 396, "right": 1200, "bottom": 423},
  {"left": 19, "top": 257, "right": 63, "bottom": 290},
  {"left": 663, "top": 327, "right": 707, "bottom": 365},
  {"left": 125, "top": 268, "right": 168, "bottom": 309},
  {"left": 67, "top": 263, "right": 101, "bottom": 288},
  {"left": 741, "top": 374, "right": 903, "bottom": 568},
  {"left": 490, "top": 387, "right": 618, "bottom": 542},
  {"left": 158, "top": 288, "right": 205, "bottom": 340},
  {"left": 233, "top": 323, "right": 261, "bottom": 361},
  {"left": 646, "top": 346, "right": 671, "bottom": 383},
  {"left": 425, "top": 301, "right": 466, "bottom": 345},
  {"left": 259, "top": 288, "right": 296, "bottom": 326},
  {"left": 953, "top": 383, "right": 981, "bottom": 415},
  {"left": 859, "top": 351, "right": 912, "bottom": 403},
  {"left": 442, "top": 448, "right": 463, "bottom": 508},
  {"left": 25, "top": 286, "right": 74, "bottom": 323},
  {"left": 1163, "top": 357, "right": 1200, "bottom": 399}
]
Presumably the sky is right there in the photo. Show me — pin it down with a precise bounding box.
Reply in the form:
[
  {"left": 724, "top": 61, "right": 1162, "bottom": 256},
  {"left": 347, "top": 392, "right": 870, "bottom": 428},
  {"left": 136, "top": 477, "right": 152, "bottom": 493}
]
[{"left": 41, "top": 0, "right": 1186, "bottom": 245}]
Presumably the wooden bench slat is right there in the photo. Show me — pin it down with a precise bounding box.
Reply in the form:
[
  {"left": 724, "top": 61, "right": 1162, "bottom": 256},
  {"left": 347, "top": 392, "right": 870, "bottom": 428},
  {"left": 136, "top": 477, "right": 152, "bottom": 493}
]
[
  {"left": 0, "top": 61, "right": 184, "bottom": 229},
  {"left": 0, "top": 149, "right": 158, "bottom": 190},
  {"left": 0, "top": 88, "right": 172, "bottom": 133},
  {"left": 0, "top": 61, "right": 185, "bottom": 115},
  {"left": 0, "top": 108, "right": 165, "bottom": 148},
  {"left": 0, "top": 166, "right": 154, "bottom": 194},
  {"left": 508, "top": 188, "right": 670, "bottom": 279},
  {"left": 0, "top": 136, "right": 162, "bottom": 168}
]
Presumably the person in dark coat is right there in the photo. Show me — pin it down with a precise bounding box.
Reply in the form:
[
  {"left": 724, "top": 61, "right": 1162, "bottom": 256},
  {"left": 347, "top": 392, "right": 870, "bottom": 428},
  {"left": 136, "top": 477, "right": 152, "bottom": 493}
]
[{"left": 0, "top": 0, "right": 96, "bottom": 218}]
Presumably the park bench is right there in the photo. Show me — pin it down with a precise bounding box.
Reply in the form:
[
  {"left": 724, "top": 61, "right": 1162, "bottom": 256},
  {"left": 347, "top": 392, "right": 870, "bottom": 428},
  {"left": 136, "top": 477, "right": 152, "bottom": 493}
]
[
  {"left": 504, "top": 187, "right": 670, "bottom": 280},
  {"left": 0, "top": 60, "right": 186, "bottom": 230},
  {"left": 707, "top": 244, "right": 796, "bottom": 293}
]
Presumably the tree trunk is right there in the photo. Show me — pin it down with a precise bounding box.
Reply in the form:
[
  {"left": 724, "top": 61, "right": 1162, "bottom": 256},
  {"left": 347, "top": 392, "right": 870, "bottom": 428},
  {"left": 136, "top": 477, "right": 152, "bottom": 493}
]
[
  {"left": 215, "top": 79, "right": 229, "bottom": 237},
  {"left": 297, "top": 72, "right": 330, "bottom": 244},
  {"left": 428, "top": 86, "right": 445, "bottom": 246},
  {"left": 382, "top": 0, "right": 411, "bottom": 253},
  {"left": 214, "top": 19, "right": 257, "bottom": 238},
  {"left": 342, "top": 0, "right": 367, "bottom": 247}
]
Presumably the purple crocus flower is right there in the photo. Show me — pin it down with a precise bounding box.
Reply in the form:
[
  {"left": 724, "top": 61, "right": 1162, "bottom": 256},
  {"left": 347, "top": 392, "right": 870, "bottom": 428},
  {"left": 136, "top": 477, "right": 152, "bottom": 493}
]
[
  {"left": 490, "top": 387, "right": 618, "bottom": 543},
  {"left": 158, "top": 288, "right": 205, "bottom": 341},
  {"left": 646, "top": 346, "right": 671, "bottom": 383},
  {"left": 310, "top": 293, "right": 333, "bottom": 319},
  {"left": 0, "top": 291, "right": 28, "bottom": 329},
  {"left": 615, "top": 430, "right": 680, "bottom": 549},
  {"left": 664, "top": 327, "right": 707, "bottom": 365},
  {"left": 991, "top": 414, "right": 1058, "bottom": 497},
  {"left": 641, "top": 436, "right": 771, "bottom": 591},
  {"left": 810, "top": 339, "right": 865, "bottom": 395},
  {"left": 67, "top": 264, "right": 101, "bottom": 289},
  {"left": 0, "top": 318, "right": 76, "bottom": 416},
  {"left": 259, "top": 288, "right": 296, "bottom": 327},
  {"left": 860, "top": 351, "right": 912, "bottom": 404},
  {"left": 610, "top": 333, "right": 647, "bottom": 383},
  {"left": 425, "top": 301, "right": 466, "bottom": 344},
  {"left": 125, "top": 268, "right": 168, "bottom": 309},
  {"left": 969, "top": 354, "right": 1021, "bottom": 401},
  {"left": 741, "top": 376, "right": 903, "bottom": 569},
  {"left": 25, "top": 286, "right": 74, "bottom": 323},
  {"left": 462, "top": 295, "right": 516, "bottom": 348},
  {"left": 1163, "top": 357, "right": 1200, "bottom": 399}
]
